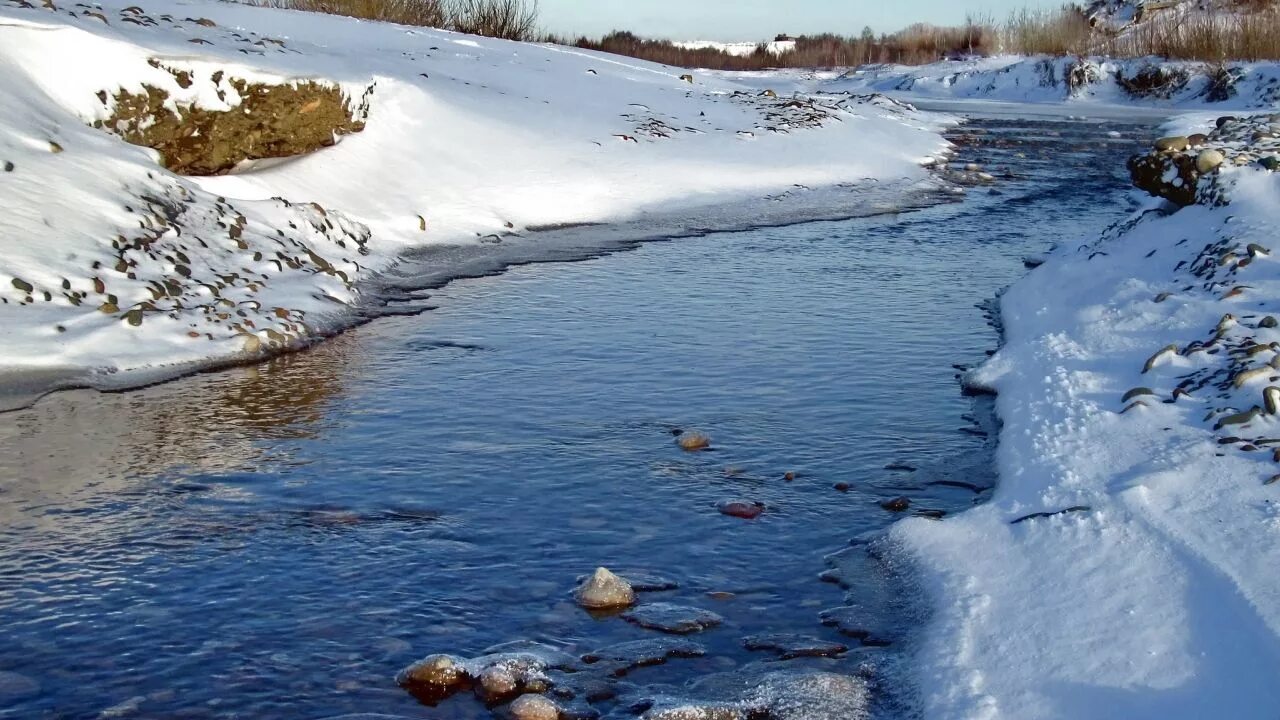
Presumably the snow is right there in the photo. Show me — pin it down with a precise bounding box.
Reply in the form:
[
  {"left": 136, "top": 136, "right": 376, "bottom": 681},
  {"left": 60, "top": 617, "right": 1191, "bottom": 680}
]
[
  {"left": 0, "top": 0, "right": 948, "bottom": 399},
  {"left": 888, "top": 123, "right": 1280, "bottom": 717},
  {"left": 781, "top": 55, "right": 1280, "bottom": 110}
]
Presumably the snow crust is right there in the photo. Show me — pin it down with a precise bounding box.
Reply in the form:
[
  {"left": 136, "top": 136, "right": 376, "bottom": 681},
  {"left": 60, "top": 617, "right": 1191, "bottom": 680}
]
[
  {"left": 0, "top": 0, "right": 947, "bottom": 395},
  {"left": 889, "top": 139, "right": 1280, "bottom": 718}
]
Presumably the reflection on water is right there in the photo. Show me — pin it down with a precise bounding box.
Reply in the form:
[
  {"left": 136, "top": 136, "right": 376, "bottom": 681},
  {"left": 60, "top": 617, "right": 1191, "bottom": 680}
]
[{"left": 0, "top": 116, "right": 1149, "bottom": 720}]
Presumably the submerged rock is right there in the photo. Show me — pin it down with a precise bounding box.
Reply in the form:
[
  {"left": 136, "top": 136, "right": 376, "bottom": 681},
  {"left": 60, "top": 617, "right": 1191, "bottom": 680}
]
[
  {"left": 717, "top": 501, "right": 764, "bottom": 519},
  {"left": 582, "top": 637, "right": 706, "bottom": 676},
  {"left": 623, "top": 602, "right": 724, "bottom": 634},
  {"left": 742, "top": 633, "right": 848, "bottom": 659},
  {"left": 879, "top": 497, "right": 910, "bottom": 512},
  {"left": 575, "top": 567, "right": 636, "bottom": 609}
]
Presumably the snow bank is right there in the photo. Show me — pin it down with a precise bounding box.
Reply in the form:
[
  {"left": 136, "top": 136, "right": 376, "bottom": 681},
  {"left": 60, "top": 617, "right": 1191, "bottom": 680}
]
[
  {"left": 0, "top": 0, "right": 949, "bottom": 401},
  {"left": 889, "top": 116, "right": 1280, "bottom": 717},
  {"left": 823, "top": 55, "right": 1280, "bottom": 109}
]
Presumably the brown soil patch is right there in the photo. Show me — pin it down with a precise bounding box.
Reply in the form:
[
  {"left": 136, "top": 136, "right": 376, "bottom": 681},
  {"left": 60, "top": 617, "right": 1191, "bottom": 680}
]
[{"left": 96, "top": 70, "right": 369, "bottom": 176}]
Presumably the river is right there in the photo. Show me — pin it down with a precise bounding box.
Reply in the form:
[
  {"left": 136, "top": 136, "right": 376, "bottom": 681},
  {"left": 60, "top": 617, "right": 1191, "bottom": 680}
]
[{"left": 0, "top": 111, "right": 1150, "bottom": 719}]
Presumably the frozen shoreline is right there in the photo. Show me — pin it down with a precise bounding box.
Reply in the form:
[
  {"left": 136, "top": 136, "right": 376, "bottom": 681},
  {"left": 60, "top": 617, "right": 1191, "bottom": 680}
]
[
  {"left": 886, "top": 108, "right": 1280, "bottom": 717},
  {"left": 0, "top": 0, "right": 953, "bottom": 406}
]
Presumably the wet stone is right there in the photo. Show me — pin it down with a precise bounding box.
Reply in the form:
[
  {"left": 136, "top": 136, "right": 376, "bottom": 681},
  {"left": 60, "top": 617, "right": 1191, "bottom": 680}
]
[
  {"left": 742, "top": 633, "right": 848, "bottom": 659},
  {"left": 582, "top": 638, "right": 706, "bottom": 676},
  {"left": 879, "top": 496, "right": 910, "bottom": 512},
  {"left": 717, "top": 500, "right": 764, "bottom": 519},
  {"left": 510, "top": 694, "right": 560, "bottom": 720},
  {"left": 575, "top": 567, "right": 635, "bottom": 609},
  {"left": 623, "top": 602, "right": 724, "bottom": 634}
]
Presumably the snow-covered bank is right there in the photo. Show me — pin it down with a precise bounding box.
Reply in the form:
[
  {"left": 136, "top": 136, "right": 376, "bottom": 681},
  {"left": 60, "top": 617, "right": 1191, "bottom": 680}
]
[
  {"left": 0, "top": 0, "right": 950, "bottom": 402},
  {"left": 889, "top": 111, "right": 1280, "bottom": 717},
  {"left": 819, "top": 55, "right": 1280, "bottom": 109}
]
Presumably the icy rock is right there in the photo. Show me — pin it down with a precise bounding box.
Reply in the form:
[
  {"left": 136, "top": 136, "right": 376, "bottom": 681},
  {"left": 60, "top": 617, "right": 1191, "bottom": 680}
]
[
  {"left": 397, "top": 654, "right": 466, "bottom": 689},
  {"left": 742, "top": 633, "right": 848, "bottom": 659},
  {"left": 582, "top": 638, "right": 707, "bottom": 674},
  {"left": 510, "top": 693, "right": 560, "bottom": 720},
  {"left": 639, "top": 671, "right": 869, "bottom": 720},
  {"left": 575, "top": 567, "right": 635, "bottom": 609},
  {"left": 479, "top": 666, "right": 518, "bottom": 699},
  {"left": 623, "top": 603, "right": 724, "bottom": 634}
]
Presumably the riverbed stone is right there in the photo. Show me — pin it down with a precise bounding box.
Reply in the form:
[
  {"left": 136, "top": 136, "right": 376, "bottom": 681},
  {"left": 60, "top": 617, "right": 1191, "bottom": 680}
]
[
  {"left": 575, "top": 567, "right": 635, "bottom": 609},
  {"left": 510, "top": 694, "right": 560, "bottom": 720},
  {"left": 677, "top": 431, "right": 711, "bottom": 451},
  {"left": 582, "top": 637, "right": 706, "bottom": 677},
  {"left": 717, "top": 500, "right": 764, "bottom": 519},
  {"left": 1154, "top": 135, "right": 1189, "bottom": 152},
  {"left": 1196, "top": 148, "right": 1225, "bottom": 173},
  {"left": 623, "top": 602, "right": 724, "bottom": 634}
]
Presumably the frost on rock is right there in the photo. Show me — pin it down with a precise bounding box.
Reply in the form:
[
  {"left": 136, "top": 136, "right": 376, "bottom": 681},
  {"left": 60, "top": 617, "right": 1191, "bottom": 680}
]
[
  {"left": 622, "top": 602, "right": 724, "bottom": 634},
  {"left": 396, "top": 641, "right": 577, "bottom": 704},
  {"left": 639, "top": 670, "right": 869, "bottom": 720},
  {"left": 575, "top": 567, "right": 636, "bottom": 609}
]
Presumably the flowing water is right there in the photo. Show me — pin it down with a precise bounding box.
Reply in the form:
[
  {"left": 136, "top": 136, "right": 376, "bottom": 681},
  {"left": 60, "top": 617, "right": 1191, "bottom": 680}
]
[{"left": 0, "top": 114, "right": 1151, "bottom": 719}]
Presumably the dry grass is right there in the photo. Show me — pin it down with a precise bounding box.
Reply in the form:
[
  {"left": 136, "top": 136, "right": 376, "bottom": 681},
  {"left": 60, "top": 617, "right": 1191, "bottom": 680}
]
[
  {"left": 1104, "top": 6, "right": 1280, "bottom": 61},
  {"left": 251, "top": 0, "right": 540, "bottom": 40},
  {"left": 1002, "top": 5, "right": 1093, "bottom": 55}
]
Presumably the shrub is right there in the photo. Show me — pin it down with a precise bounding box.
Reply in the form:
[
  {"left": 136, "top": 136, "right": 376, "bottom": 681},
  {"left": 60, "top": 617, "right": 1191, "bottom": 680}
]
[{"left": 251, "top": 0, "right": 541, "bottom": 41}]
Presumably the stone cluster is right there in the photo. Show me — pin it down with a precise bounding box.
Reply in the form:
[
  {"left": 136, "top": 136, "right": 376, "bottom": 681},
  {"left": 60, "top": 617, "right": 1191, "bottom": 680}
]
[{"left": 1129, "top": 114, "right": 1280, "bottom": 206}]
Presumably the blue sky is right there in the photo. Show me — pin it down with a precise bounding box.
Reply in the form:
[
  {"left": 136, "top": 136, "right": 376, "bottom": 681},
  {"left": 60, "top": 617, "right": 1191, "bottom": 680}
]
[{"left": 539, "top": 0, "right": 1064, "bottom": 41}]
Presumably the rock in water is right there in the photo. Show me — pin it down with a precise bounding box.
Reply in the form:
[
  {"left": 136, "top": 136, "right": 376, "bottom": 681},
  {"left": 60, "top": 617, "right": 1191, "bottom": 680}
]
[
  {"left": 623, "top": 602, "right": 724, "bottom": 634},
  {"left": 575, "top": 567, "right": 635, "bottom": 609},
  {"left": 718, "top": 501, "right": 764, "bottom": 519},
  {"left": 397, "top": 654, "right": 466, "bottom": 688},
  {"left": 1154, "top": 135, "right": 1189, "bottom": 152},
  {"left": 677, "top": 431, "right": 711, "bottom": 451},
  {"left": 879, "top": 497, "right": 910, "bottom": 512},
  {"left": 478, "top": 666, "right": 517, "bottom": 700},
  {"left": 510, "top": 694, "right": 560, "bottom": 720}
]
